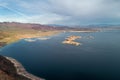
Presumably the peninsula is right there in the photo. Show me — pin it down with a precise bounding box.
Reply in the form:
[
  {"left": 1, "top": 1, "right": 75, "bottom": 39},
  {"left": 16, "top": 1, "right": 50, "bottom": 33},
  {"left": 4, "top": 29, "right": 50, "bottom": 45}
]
[{"left": 62, "top": 35, "right": 81, "bottom": 46}]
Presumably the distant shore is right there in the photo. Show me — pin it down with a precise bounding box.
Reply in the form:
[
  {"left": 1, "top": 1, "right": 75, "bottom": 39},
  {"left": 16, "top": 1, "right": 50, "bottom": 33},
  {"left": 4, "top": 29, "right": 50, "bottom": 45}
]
[{"left": 67, "top": 30, "right": 99, "bottom": 33}]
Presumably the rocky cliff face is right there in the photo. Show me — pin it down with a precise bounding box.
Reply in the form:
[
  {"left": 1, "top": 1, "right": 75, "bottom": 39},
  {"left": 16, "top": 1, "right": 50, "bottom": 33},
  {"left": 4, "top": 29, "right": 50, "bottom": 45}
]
[{"left": 0, "top": 55, "right": 31, "bottom": 80}]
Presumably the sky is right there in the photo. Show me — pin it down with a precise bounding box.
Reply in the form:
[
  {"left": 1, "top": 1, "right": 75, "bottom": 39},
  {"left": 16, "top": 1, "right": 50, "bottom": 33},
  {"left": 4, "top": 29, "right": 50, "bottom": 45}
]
[{"left": 0, "top": 0, "right": 120, "bottom": 25}]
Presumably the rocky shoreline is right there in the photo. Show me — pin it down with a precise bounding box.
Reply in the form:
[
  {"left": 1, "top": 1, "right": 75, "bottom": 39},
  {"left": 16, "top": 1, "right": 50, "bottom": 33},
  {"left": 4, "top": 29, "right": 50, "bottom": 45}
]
[{"left": 5, "top": 57, "right": 44, "bottom": 80}]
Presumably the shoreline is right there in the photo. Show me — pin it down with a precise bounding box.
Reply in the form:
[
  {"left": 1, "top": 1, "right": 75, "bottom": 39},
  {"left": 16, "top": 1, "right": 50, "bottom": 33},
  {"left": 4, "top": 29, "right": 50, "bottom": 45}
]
[
  {"left": 0, "top": 30, "right": 61, "bottom": 45},
  {"left": 67, "top": 30, "right": 98, "bottom": 33},
  {"left": 5, "top": 57, "right": 44, "bottom": 80}
]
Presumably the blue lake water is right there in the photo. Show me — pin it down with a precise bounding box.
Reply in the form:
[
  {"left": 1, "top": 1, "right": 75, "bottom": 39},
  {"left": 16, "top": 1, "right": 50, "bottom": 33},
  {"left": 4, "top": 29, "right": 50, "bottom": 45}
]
[{"left": 0, "top": 30, "right": 120, "bottom": 80}]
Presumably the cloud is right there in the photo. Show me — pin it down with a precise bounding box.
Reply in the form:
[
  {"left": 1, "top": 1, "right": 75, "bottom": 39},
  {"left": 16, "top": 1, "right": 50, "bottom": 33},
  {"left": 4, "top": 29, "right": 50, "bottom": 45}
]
[
  {"left": 46, "top": 0, "right": 120, "bottom": 19},
  {"left": 0, "top": 0, "right": 120, "bottom": 25},
  {"left": 26, "top": 14, "right": 67, "bottom": 24}
]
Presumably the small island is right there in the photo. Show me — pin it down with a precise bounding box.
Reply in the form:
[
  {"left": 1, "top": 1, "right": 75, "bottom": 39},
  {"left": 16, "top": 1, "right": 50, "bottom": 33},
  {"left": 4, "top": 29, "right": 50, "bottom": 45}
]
[{"left": 62, "top": 35, "right": 81, "bottom": 46}]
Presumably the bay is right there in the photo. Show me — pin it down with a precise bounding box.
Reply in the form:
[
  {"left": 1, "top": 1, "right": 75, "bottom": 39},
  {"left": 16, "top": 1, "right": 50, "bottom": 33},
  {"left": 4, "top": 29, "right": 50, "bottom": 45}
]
[{"left": 0, "top": 30, "right": 120, "bottom": 80}]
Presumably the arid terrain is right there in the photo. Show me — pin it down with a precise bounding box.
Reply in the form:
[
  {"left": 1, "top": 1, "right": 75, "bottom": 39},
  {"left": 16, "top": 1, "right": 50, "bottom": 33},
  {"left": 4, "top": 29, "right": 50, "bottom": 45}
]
[{"left": 0, "top": 22, "right": 62, "bottom": 47}]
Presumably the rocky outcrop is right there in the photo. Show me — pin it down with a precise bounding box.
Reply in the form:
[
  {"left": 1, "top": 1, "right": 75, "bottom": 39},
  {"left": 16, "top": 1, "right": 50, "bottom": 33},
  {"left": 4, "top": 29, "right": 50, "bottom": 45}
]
[
  {"left": 0, "top": 55, "right": 44, "bottom": 80},
  {"left": 6, "top": 57, "right": 44, "bottom": 80},
  {"left": 0, "top": 55, "right": 31, "bottom": 80},
  {"left": 62, "top": 35, "right": 81, "bottom": 46}
]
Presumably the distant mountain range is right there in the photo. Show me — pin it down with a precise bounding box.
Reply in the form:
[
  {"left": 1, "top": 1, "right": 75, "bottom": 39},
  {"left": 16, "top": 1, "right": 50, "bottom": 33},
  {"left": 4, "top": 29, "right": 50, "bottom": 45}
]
[
  {"left": 0, "top": 22, "right": 62, "bottom": 31},
  {"left": 0, "top": 22, "right": 84, "bottom": 31},
  {"left": 0, "top": 23, "right": 98, "bottom": 34},
  {"left": 1, "top": 22, "right": 120, "bottom": 31},
  {"left": 48, "top": 23, "right": 120, "bottom": 28}
]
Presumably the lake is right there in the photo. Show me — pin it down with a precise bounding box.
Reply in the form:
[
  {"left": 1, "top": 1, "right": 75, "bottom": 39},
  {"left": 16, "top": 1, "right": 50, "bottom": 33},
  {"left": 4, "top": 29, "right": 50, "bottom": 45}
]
[{"left": 0, "top": 30, "right": 120, "bottom": 80}]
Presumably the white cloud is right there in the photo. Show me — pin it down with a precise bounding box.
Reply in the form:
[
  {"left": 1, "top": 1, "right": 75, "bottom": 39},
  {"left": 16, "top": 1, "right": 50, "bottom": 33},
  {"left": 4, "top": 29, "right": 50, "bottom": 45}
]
[
  {"left": 26, "top": 14, "right": 68, "bottom": 24},
  {"left": 47, "top": 0, "right": 120, "bottom": 18},
  {"left": 1, "top": 0, "right": 120, "bottom": 25}
]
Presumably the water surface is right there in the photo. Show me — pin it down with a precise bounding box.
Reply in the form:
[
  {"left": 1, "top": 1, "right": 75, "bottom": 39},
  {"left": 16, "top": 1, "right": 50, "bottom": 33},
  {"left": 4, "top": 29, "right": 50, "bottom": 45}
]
[{"left": 1, "top": 30, "right": 120, "bottom": 80}]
